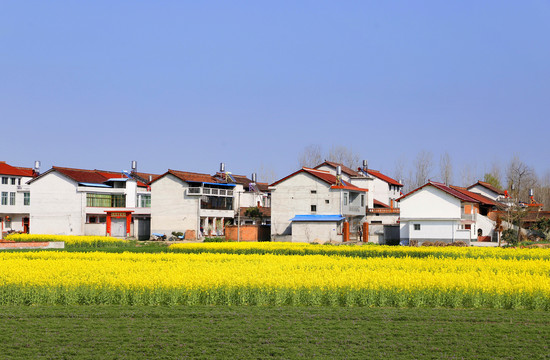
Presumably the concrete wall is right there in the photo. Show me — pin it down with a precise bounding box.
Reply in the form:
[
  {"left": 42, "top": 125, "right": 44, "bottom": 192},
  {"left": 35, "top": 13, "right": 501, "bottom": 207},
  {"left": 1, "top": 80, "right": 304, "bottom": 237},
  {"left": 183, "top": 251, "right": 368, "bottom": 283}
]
[
  {"left": 270, "top": 172, "right": 342, "bottom": 237},
  {"left": 400, "top": 186, "right": 461, "bottom": 220},
  {"left": 401, "top": 220, "right": 470, "bottom": 244},
  {"left": 468, "top": 184, "right": 500, "bottom": 201},
  {"left": 291, "top": 221, "right": 341, "bottom": 243},
  {"left": 151, "top": 174, "right": 199, "bottom": 236},
  {"left": 30, "top": 172, "right": 84, "bottom": 235}
]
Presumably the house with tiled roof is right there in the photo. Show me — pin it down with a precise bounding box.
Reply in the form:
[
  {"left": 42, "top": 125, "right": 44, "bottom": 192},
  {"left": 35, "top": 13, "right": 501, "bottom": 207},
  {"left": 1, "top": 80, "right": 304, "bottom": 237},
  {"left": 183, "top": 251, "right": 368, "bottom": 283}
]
[
  {"left": 27, "top": 162, "right": 155, "bottom": 239},
  {"left": 269, "top": 167, "right": 367, "bottom": 242},
  {"left": 0, "top": 161, "right": 37, "bottom": 236},
  {"left": 467, "top": 181, "right": 505, "bottom": 202},
  {"left": 314, "top": 160, "right": 403, "bottom": 243},
  {"left": 398, "top": 181, "right": 500, "bottom": 245}
]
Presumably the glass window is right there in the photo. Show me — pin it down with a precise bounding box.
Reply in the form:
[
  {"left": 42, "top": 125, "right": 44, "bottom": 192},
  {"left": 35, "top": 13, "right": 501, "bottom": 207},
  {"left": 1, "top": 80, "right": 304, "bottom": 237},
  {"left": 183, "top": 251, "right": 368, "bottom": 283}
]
[
  {"left": 9, "top": 192, "right": 15, "bottom": 205},
  {"left": 311, "top": 190, "right": 317, "bottom": 194},
  {"left": 311, "top": 205, "right": 316, "bottom": 212},
  {"left": 414, "top": 224, "right": 421, "bottom": 231},
  {"left": 11, "top": 178, "right": 16, "bottom": 185},
  {"left": 343, "top": 193, "right": 348, "bottom": 206},
  {"left": 86, "top": 193, "right": 126, "bottom": 208},
  {"left": 24, "top": 192, "right": 30, "bottom": 206},
  {"left": 139, "top": 194, "right": 151, "bottom": 208},
  {"left": 361, "top": 194, "right": 365, "bottom": 207},
  {"left": 1, "top": 177, "right": 7, "bottom": 185},
  {"left": 1, "top": 192, "right": 7, "bottom": 205}
]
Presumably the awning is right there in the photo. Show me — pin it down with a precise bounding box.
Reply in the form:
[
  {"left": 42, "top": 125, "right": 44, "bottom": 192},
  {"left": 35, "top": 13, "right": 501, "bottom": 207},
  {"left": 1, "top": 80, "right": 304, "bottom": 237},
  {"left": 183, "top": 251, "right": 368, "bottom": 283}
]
[
  {"left": 79, "top": 182, "right": 111, "bottom": 188},
  {"left": 290, "top": 215, "right": 345, "bottom": 222}
]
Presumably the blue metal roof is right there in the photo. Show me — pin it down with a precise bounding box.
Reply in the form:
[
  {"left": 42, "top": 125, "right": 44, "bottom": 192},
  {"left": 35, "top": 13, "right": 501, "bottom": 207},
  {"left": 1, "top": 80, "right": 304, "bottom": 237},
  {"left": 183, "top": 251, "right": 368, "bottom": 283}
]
[
  {"left": 202, "top": 182, "right": 236, "bottom": 187},
  {"left": 79, "top": 182, "right": 111, "bottom": 188},
  {"left": 290, "top": 215, "right": 345, "bottom": 222}
]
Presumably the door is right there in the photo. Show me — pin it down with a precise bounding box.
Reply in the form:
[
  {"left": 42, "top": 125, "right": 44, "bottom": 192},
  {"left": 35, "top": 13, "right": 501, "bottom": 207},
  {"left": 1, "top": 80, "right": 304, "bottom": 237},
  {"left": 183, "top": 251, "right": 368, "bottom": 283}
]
[{"left": 112, "top": 218, "right": 126, "bottom": 237}]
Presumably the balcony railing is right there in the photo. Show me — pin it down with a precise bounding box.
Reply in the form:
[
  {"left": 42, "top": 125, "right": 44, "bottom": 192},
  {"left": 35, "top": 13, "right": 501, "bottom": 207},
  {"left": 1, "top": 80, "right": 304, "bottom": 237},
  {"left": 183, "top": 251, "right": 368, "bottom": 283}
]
[
  {"left": 367, "top": 208, "right": 400, "bottom": 214},
  {"left": 187, "top": 187, "right": 233, "bottom": 197},
  {"left": 461, "top": 213, "right": 475, "bottom": 221}
]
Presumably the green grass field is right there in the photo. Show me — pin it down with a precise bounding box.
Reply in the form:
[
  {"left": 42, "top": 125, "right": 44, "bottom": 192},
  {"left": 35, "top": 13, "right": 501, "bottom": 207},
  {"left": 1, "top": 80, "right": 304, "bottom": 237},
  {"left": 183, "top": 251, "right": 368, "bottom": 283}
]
[{"left": 0, "top": 305, "right": 548, "bottom": 359}]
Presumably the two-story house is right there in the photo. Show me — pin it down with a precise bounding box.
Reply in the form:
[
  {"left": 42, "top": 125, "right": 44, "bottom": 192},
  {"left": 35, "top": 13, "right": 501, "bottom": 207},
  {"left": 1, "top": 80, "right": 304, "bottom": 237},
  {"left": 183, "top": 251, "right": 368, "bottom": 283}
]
[
  {"left": 269, "top": 167, "right": 367, "bottom": 242},
  {"left": 28, "top": 164, "right": 155, "bottom": 239},
  {"left": 398, "top": 180, "right": 499, "bottom": 245},
  {"left": 150, "top": 169, "right": 236, "bottom": 238},
  {"left": 0, "top": 161, "right": 36, "bottom": 236}
]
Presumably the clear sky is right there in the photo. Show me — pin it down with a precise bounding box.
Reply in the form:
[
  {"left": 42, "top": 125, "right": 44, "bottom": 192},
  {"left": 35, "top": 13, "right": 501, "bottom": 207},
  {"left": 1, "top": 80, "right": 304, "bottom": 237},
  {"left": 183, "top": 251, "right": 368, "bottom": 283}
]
[{"left": 1, "top": 1, "right": 549, "bottom": 183}]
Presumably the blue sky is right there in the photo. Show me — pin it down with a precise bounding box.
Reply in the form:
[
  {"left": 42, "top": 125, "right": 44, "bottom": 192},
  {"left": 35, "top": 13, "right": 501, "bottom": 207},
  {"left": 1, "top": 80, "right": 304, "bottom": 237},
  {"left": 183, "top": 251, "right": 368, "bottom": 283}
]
[{"left": 1, "top": 1, "right": 549, "bottom": 183}]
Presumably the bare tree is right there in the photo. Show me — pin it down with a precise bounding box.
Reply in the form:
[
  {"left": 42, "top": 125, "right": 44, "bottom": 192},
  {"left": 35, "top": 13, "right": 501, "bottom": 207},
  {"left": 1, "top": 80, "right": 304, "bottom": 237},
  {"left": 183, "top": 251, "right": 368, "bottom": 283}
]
[
  {"left": 298, "top": 144, "right": 323, "bottom": 168},
  {"left": 460, "top": 163, "right": 478, "bottom": 187},
  {"left": 326, "top": 146, "right": 361, "bottom": 170},
  {"left": 412, "top": 150, "right": 433, "bottom": 188},
  {"left": 504, "top": 156, "right": 537, "bottom": 244},
  {"left": 439, "top": 152, "right": 453, "bottom": 185},
  {"left": 256, "top": 164, "right": 278, "bottom": 185}
]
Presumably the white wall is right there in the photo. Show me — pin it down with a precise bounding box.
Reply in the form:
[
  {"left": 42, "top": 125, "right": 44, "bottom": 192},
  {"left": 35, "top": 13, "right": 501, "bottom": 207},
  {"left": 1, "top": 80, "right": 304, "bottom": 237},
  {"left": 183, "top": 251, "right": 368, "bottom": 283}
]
[
  {"left": 270, "top": 173, "right": 342, "bottom": 237},
  {"left": 399, "top": 186, "right": 461, "bottom": 220},
  {"left": 468, "top": 185, "right": 500, "bottom": 201},
  {"left": 30, "top": 172, "right": 84, "bottom": 235},
  {"left": 291, "top": 221, "right": 341, "bottom": 243},
  {"left": 150, "top": 174, "right": 199, "bottom": 236}
]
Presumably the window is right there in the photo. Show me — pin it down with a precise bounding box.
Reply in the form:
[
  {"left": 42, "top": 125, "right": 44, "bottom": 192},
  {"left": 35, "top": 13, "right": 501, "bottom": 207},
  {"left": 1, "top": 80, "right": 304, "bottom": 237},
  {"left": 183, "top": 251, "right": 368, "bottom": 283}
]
[
  {"left": 414, "top": 224, "right": 421, "bottom": 231},
  {"left": 325, "top": 199, "right": 329, "bottom": 204},
  {"left": 1, "top": 192, "right": 7, "bottom": 205},
  {"left": 311, "top": 205, "right": 317, "bottom": 212},
  {"left": 24, "top": 192, "right": 30, "bottom": 206},
  {"left": 9, "top": 192, "right": 15, "bottom": 205},
  {"left": 343, "top": 193, "right": 348, "bottom": 206},
  {"left": 87, "top": 216, "right": 98, "bottom": 224},
  {"left": 86, "top": 193, "right": 126, "bottom": 208},
  {"left": 1, "top": 177, "right": 7, "bottom": 185},
  {"left": 139, "top": 194, "right": 151, "bottom": 208},
  {"left": 311, "top": 190, "right": 317, "bottom": 194},
  {"left": 18, "top": 178, "right": 21, "bottom": 186},
  {"left": 11, "top": 178, "right": 16, "bottom": 185},
  {"left": 361, "top": 194, "right": 365, "bottom": 207}
]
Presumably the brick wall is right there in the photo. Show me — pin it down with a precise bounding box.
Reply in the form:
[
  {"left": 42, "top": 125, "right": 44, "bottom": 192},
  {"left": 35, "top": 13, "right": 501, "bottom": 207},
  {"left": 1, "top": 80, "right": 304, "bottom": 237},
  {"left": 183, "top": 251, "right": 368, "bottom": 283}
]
[{"left": 225, "top": 225, "right": 270, "bottom": 241}]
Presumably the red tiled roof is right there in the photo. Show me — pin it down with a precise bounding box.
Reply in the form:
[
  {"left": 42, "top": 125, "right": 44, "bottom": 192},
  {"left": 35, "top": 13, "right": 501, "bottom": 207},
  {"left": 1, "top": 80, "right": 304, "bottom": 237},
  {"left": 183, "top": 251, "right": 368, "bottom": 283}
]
[
  {"left": 38, "top": 167, "right": 154, "bottom": 187},
  {"left": 0, "top": 161, "right": 33, "bottom": 177},
  {"left": 14, "top": 166, "right": 35, "bottom": 177},
  {"left": 239, "top": 206, "right": 271, "bottom": 218},
  {"left": 314, "top": 161, "right": 361, "bottom": 177},
  {"left": 398, "top": 181, "right": 480, "bottom": 203},
  {"left": 366, "top": 169, "right": 402, "bottom": 187},
  {"left": 450, "top": 186, "right": 498, "bottom": 206},
  {"left": 373, "top": 199, "right": 390, "bottom": 208},
  {"left": 270, "top": 167, "right": 368, "bottom": 192},
  {"left": 467, "top": 181, "right": 505, "bottom": 196},
  {"left": 164, "top": 169, "right": 220, "bottom": 184}
]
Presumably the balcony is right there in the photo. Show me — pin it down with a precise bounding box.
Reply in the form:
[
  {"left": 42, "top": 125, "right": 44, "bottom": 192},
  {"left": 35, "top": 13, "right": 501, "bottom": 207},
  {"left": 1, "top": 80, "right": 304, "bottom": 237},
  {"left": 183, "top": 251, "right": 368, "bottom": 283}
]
[
  {"left": 187, "top": 187, "right": 233, "bottom": 197},
  {"left": 461, "top": 213, "right": 476, "bottom": 222},
  {"left": 368, "top": 208, "right": 400, "bottom": 214}
]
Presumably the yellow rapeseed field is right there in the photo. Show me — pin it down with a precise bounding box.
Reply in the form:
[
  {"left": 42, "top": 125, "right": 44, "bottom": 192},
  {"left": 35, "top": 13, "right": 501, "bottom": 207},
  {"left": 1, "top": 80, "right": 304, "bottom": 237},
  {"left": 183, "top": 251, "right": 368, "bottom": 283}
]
[
  {"left": 0, "top": 250, "right": 548, "bottom": 308},
  {"left": 5, "top": 234, "right": 129, "bottom": 247}
]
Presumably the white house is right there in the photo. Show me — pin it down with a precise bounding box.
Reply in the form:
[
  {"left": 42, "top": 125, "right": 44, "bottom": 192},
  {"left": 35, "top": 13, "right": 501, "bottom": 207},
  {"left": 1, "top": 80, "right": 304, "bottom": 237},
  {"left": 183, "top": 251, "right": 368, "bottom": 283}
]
[
  {"left": 467, "top": 181, "right": 505, "bottom": 202},
  {"left": 269, "top": 167, "right": 367, "bottom": 242},
  {"left": 28, "top": 164, "right": 155, "bottom": 239},
  {"left": 0, "top": 161, "right": 36, "bottom": 236},
  {"left": 398, "top": 181, "right": 498, "bottom": 245}
]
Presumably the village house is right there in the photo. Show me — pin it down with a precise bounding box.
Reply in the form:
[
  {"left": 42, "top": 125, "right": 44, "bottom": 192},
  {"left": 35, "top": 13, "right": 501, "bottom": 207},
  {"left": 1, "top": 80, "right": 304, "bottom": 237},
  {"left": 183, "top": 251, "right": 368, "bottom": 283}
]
[
  {"left": 150, "top": 164, "right": 270, "bottom": 239},
  {"left": 28, "top": 162, "right": 155, "bottom": 239},
  {"left": 269, "top": 167, "right": 367, "bottom": 242},
  {"left": 0, "top": 161, "right": 36, "bottom": 236},
  {"left": 314, "top": 160, "right": 403, "bottom": 242},
  {"left": 398, "top": 180, "right": 499, "bottom": 245}
]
